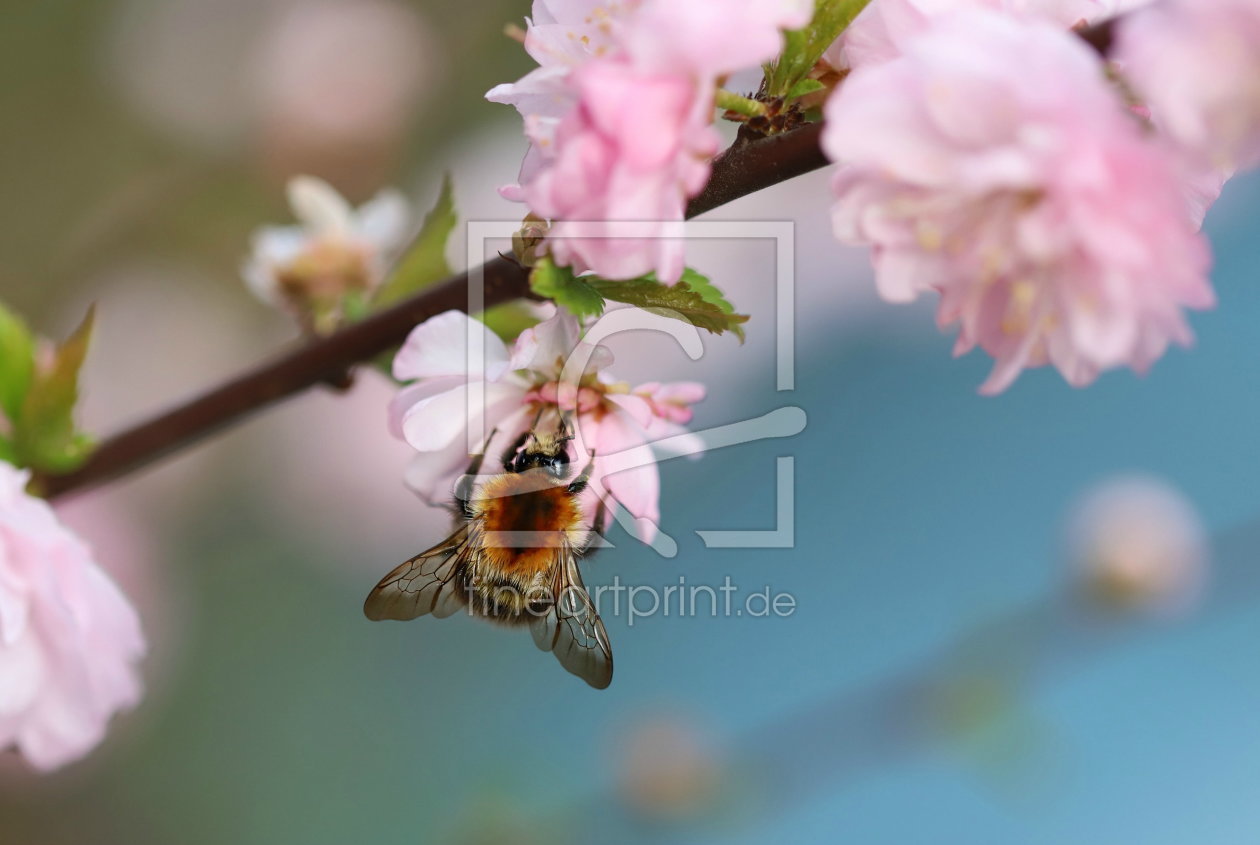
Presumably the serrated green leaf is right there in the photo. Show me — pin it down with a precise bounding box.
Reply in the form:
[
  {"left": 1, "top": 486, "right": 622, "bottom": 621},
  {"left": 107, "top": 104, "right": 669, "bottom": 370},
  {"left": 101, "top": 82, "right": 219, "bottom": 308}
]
[
  {"left": 14, "top": 307, "right": 96, "bottom": 473},
  {"left": 0, "top": 301, "right": 35, "bottom": 425},
  {"left": 374, "top": 174, "right": 457, "bottom": 309},
  {"left": 766, "top": 0, "right": 873, "bottom": 97},
  {"left": 590, "top": 273, "right": 748, "bottom": 341},
  {"left": 785, "top": 78, "right": 826, "bottom": 102},
  {"left": 530, "top": 258, "right": 606, "bottom": 321},
  {"left": 678, "top": 268, "right": 738, "bottom": 316}
]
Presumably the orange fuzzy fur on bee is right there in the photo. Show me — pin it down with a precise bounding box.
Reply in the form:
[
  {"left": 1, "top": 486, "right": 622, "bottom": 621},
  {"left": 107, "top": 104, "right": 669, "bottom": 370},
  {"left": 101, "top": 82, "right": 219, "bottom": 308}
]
[{"left": 472, "top": 471, "right": 589, "bottom": 580}]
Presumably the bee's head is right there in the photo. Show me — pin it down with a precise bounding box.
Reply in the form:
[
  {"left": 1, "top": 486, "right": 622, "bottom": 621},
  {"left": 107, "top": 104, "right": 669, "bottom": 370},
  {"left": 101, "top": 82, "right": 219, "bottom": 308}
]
[{"left": 507, "top": 431, "right": 572, "bottom": 479}]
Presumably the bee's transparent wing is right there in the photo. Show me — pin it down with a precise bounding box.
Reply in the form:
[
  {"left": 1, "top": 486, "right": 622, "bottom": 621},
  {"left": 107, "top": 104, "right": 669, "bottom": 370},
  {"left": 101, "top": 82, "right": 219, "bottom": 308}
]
[
  {"left": 364, "top": 524, "right": 470, "bottom": 621},
  {"left": 530, "top": 551, "right": 613, "bottom": 689}
]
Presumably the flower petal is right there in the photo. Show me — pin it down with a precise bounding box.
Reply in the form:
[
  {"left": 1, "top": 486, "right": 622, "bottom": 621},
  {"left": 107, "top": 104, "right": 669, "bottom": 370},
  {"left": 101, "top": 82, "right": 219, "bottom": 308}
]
[
  {"left": 354, "top": 188, "right": 412, "bottom": 254},
  {"left": 387, "top": 375, "right": 469, "bottom": 440},
  {"left": 287, "top": 176, "right": 355, "bottom": 237},
  {"left": 398, "top": 380, "right": 527, "bottom": 454},
  {"left": 510, "top": 308, "right": 582, "bottom": 374},
  {"left": 593, "top": 409, "right": 661, "bottom": 544},
  {"left": 393, "top": 311, "right": 511, "bottom": 382}
]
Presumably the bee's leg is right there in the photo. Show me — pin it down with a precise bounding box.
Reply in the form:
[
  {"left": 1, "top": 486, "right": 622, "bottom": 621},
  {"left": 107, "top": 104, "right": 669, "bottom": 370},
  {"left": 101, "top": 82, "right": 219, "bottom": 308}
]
[
  {"left": 581, "top": 491, "right": 617, "bottom": 554},
  {"left": 456, "top": 428, "right": 497, "bottom": 517},
  {"left": 567, "top": 450, "right": 597, "bottom": 495},
  {"left": 591, "top": 494, "right": 609, "bottom": 535}
]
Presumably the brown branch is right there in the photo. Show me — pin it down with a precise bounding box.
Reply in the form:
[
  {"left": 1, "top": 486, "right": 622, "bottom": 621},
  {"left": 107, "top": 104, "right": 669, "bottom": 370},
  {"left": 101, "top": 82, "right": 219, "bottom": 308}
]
[
  {"left": 42, "top": 129, "right": 834, "bottom": 500},
  {"left": 686, "top": 122, "right": 828, "bottom": 218},
  {"left": 39, "top": 17, "right": 1119, "bottom": 501}
]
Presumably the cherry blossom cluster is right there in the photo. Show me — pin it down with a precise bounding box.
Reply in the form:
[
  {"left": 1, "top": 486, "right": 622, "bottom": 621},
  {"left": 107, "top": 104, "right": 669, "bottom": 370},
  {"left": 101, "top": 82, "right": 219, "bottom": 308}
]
[
  {"left": 823, "top": 3, "right": 1216, "bottom": 393},
  {"left": 491, "top": 0, "right": 1260, "bottom": 392},
  {"left": 487, "top": 0, "right": 815, "bottom": 282}
]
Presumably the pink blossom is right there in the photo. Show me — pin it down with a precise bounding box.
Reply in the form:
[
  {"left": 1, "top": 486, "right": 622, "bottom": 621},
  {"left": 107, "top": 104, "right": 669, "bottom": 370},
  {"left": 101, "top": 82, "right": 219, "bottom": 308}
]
[
  {"left": 242, "top": 175, "right": 411, "bottom": 315},
  {"left": 1116, "top": 0, "right": 1260, "bottom": 173},
  {"left": 485, "top": 1, "right": 622, "bottom": 202},
  {"left": 1066, "top": 475, "right": 1207, "bottom": 616},
  {"left": 528, "top": 60, "right": 718, "bottom": 282},
  {"left": 829, "top": 0, "right": 1110, "bottom": 70},
  {"left": 389, "top": 308, "right": 705, "bottom": 542},
  {"left": 822, "top": 10, "right": 1213, "bottom": 393},
  {"left": 0, "top": 462, "right": 145, "bottom": 771},
  {"left": 488, "top": 0, "right": 811, "bottom": 281}
]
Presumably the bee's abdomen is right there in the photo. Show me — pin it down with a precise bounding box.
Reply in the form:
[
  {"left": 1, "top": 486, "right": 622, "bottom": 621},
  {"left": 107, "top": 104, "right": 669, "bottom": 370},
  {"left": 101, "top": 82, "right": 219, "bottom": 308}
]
[{"left": 464, "top": 573, "right": 551, "bottom": 626}]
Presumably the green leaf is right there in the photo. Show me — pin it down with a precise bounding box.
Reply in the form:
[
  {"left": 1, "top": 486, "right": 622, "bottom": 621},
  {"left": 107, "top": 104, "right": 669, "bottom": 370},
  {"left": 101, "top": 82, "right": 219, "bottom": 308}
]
[
  {"left": 14, "top": 307, "right": 96, "bottom": 473},
  {"left": 0, "top": 301, "right": 35, "bottom": 425},
  {"left": 785, "top": 78, "right": 826, "bottom": 102},
  {"left": 530, "top": 258, "right": 606, "bottom": 321},
  {"left": 0, "top": 436, "right": 15, "bottom": 466},
  {"left": 715, "top": 88, "right": 769, "bottom": 117},
  {"left": 590, "top": 271, "right": 748, "bottom": 341},
  {"left": 480, "top": 301, "right": 542, "bottom": 343},
  {"left": 374, "top": 174, "right": 457, "bottom": 308},
  {"left": 678, "top": 267, "right": 740, "bottom": 317},
  {"left": 766, "top": 0, "right": 873, "bottom": 97}
]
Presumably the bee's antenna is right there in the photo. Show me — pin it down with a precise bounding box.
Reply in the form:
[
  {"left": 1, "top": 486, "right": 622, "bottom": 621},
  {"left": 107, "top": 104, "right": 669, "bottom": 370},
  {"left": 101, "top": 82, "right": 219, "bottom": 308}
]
[{"left": 527, "top": 406, "right": 546, "bottom": 438}]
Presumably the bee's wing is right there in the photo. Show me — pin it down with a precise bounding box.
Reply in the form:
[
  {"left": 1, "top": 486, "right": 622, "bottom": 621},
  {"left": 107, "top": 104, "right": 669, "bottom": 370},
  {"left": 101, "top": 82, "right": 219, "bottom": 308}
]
[
  {"left": 530, "top": 550, "right": 613, "bottom": 689},
  {"left": 363, "top": 524, "right": 471, "bottom": 621}
]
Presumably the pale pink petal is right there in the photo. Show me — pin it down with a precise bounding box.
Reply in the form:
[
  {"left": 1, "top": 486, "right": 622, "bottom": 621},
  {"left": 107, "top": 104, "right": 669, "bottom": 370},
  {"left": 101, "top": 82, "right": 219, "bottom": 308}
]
[
  {"left": 510, "top": 308, "right": 582, "bottom": 374},
  {"left": 288, "top": 175, "right": 354, "bottom": 236},
  {"left": 397, "top": 380, "right": 528, "bottom": 453},
  {"left": 1116, "top": 0, "right": 1260, "bottom": 173},
  {"left": 593, "top": 410, "right": 661, "bottom": 544},
  {"left": 386, "top": 375, "right": 469, "bottom": 440},
  {"left": 353, "top": 188, "right": 412, "bottom": 254},
  {"left": 652, "top": 381, "right": 706, "bottom": 406},
  {"left": 606, "top": 393, "right": 654, "bottom": 429},
  {"left": 392, "top": 310, "right": 511, "bottom": 382}
]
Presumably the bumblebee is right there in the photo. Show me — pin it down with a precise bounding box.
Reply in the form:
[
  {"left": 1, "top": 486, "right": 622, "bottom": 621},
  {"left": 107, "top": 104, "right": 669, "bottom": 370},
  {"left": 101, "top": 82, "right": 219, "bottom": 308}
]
[{"left": 364, "top": 415, "right": 614, "bottom": 689}]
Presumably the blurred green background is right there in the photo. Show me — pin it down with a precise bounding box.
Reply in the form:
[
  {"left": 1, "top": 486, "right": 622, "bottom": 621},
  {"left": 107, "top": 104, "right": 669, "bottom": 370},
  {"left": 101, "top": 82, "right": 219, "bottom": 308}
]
[{"left": 5, "top": 2, "right": 1260, "bottom": 844}]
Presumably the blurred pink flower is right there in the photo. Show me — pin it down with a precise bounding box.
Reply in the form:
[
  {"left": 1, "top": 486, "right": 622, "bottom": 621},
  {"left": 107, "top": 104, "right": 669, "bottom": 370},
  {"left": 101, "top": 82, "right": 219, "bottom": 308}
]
[
  {"left": 615, "top": 711, "right": 721, "bottom": 821},
  {"left": 1066, "top": 475, "right": 1207, "bottom": 615},
  {"left": 488, "top": 0, "right": 811, "bottom": 281},
  {"left": 251, "top": 0, "right": 439, "bottom": 186},
  {"left": 390, "top": 309, "right": 705, "bottom": 542},
  {"left": 242, "top": 175, "right": 410, "bottom": 322},
  {"left": 253, "top": 0, "right": 435, "bottom": 145},
  {"left": 828, "top": 0, "right": 1108, "bottom": 69},
  {"left": 0, "top": 462, "right": 145, "bottom": 771},
  {"left": 1116, "top": 0, "right": 1260, "bottom": 173},
  {"left": 822, "top": 11, "right": 1213, "bottom": 394}
]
